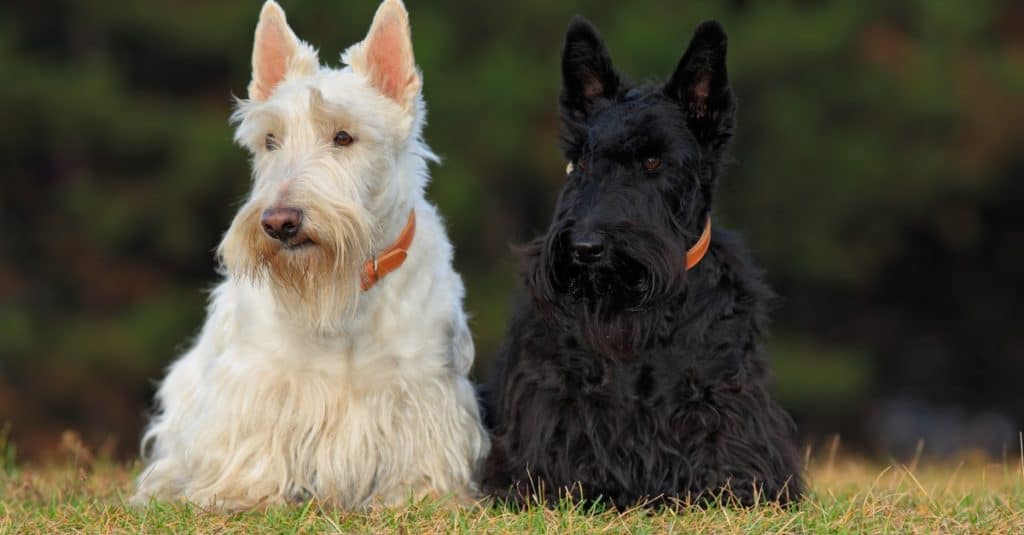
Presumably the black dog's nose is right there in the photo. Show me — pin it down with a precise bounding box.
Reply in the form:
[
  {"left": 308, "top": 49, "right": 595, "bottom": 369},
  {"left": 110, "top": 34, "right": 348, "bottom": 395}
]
[
  {"left": 571, "top": 235, "right": 605, "bottom": 264},
  {"left": 261, "top": 208, "right": 303, "bottom": 242}
]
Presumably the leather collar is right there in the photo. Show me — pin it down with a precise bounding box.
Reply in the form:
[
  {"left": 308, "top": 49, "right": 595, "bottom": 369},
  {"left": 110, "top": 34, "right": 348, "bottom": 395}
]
[
  {"left": 686, "top": 217, "right": 712, "bottom": 271},
  {"left": 361, "top": 210, "right": 416, "bottom": 291}
]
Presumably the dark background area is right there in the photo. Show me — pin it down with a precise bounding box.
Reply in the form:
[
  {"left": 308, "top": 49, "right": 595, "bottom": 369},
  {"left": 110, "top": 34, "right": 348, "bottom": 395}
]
[{"left": 1, "top": 0, "right": 1022, "bottom": 461}]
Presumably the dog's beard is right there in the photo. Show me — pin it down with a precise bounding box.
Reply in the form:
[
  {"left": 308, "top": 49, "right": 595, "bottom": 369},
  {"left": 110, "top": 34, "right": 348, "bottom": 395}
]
[
  {"left": 525, "top": 223, "right": 687, "bottom": 357},
  {"left": 219, "top": 200, "right": 373, "bottom": 333}
]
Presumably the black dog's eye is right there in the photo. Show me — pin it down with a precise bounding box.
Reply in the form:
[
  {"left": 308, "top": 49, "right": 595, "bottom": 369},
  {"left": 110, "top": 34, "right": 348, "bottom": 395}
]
[
  {"left": 265, "top": 133, "right": 278, "bottom": 151},
  {"left": 577, "top": 160, "right": 586, "bottom": 171},
  {"left": 333, "top": 130, "right": 354, "bottom": 147},
  {"left": 642, "top": 157, "right": 661, "bottom": 172}
]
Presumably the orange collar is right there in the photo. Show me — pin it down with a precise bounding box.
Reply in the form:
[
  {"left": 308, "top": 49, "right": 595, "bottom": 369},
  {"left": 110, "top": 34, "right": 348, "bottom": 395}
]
[
  {"left": 361, "top": 210, "right": 416, "bottom": 291},
  {"left": 685, "top": 217, "right": 712, "bottom": 271}
]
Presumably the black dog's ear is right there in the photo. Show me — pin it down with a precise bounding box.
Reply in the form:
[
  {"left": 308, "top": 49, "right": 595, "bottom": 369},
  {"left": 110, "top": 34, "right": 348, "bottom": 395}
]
[
  {"left": 665, "top": 21, "right": 734, "bottom": 145},
  {"left": 561, "top": 16, "right": 620, "bottom": 120}
]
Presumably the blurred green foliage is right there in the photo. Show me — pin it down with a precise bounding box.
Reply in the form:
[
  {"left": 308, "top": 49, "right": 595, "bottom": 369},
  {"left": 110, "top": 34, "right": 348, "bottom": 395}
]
[
  {"left": 0, "top": 0, "right": 1021, "bottom": 458},
  {"left": 0, "top": 424, "right": 16, "bottom": 474}
]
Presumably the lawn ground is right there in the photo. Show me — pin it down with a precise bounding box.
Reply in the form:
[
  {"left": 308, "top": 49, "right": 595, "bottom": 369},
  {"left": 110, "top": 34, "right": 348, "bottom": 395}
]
[{"left": 3, "top": 443, "right": 1024, "bottom": 533}]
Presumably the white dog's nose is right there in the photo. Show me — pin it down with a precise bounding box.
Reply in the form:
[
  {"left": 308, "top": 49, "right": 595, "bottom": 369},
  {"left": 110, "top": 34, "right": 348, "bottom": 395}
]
[{"left": 261, "top": 208, "right": 303, "bottom": 242}]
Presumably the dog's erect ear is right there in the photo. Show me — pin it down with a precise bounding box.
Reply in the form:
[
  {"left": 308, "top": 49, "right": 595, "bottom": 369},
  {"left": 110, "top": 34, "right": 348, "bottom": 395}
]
[
  {"left": 344, "top": 0, "right": 421, "bottom": 108},
  {"left": 665, "top": 21, "right": 734, "bottom": 144},
  {"left": 561, "top": 16, "right": 620, "bottom": 120},
  {"left": 248, "top": 1, "right": 317, "bottom": 101}
]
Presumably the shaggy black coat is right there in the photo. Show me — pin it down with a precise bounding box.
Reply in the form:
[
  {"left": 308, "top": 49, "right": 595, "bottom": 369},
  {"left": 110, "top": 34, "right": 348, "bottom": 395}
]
[{"left": 481, "top": 18, "right": 803, "bottom": 508}]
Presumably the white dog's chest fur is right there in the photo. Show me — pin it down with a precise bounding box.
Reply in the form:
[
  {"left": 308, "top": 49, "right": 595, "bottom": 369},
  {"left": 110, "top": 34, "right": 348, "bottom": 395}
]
[{"left": 136, "top": 204, "right": 487, "bottom": 510}]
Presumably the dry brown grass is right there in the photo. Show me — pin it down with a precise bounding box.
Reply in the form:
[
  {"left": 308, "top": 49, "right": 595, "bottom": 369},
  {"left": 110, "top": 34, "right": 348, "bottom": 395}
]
[{"left": 3, "top": 446, "right": 1024, "bottom": 534}]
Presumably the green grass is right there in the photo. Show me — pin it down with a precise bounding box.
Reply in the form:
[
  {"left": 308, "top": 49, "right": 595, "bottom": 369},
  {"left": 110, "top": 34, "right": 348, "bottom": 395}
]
[{"left": 3, "top": 455, "right": 1024, "bottom": 533}]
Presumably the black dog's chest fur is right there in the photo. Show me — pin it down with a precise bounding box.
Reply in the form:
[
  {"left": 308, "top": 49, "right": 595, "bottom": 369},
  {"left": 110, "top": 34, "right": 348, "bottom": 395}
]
[{"left": 483, "top": 235, "right": 801, "bottom": 508}]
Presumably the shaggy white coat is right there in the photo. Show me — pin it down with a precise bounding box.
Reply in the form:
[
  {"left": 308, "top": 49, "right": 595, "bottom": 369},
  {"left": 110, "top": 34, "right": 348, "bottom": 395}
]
[{"left": 134, "top": 0, "right": 488, "bottom": 510}]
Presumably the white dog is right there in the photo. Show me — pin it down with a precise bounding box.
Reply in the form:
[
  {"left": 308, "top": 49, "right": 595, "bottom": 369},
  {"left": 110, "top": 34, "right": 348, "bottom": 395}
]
[{"left": 134, "top": 0, "right": 488, "bottom": 510}]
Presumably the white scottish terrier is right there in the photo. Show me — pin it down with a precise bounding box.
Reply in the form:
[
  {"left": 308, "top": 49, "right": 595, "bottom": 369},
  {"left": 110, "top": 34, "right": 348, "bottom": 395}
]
[{"left": 134, "top": 0, "right": 488, "bottom": 510}]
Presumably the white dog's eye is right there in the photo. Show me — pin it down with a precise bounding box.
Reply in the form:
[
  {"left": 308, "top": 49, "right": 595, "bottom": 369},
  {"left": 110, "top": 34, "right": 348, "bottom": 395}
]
[
  {"left": 333, "top": 130, "right": 354, "bottom": 147},
  {"left": 265, "top": 133, "right": 279, "bottom": 151}
]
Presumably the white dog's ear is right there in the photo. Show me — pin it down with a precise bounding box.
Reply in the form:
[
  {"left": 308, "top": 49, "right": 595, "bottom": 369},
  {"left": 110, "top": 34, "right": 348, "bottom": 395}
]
[
  {"left": 344, "top": 0, "right": 421, "bottom": 108},
  {"left": 248, "top": 0, "right": 317, "bottom": 101}
]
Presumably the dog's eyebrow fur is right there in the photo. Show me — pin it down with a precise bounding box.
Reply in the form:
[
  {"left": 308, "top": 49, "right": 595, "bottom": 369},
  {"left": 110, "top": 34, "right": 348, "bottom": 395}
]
[
  {"left": 232, "top": 88, "right": 367, "bottom": 148},
  {"left": 232, "top": 99, "right": 287, "bottom": 148},
  {"left": 309, "top": 88, "right": 359, "bottom": 133},
  {"left": 588, "top": 123, "right": 671, "bottom": 160}
]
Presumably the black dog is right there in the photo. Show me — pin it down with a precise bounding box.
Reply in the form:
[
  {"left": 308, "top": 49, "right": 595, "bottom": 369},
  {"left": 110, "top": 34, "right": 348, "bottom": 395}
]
[{"left": 481, "top": 17, "right": 803, "bottom": 508}]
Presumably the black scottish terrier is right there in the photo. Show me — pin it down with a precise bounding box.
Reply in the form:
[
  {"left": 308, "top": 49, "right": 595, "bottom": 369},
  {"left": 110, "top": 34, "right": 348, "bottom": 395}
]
[{"left": 481, "top": 17, "right": 803, "bottom": 508}]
